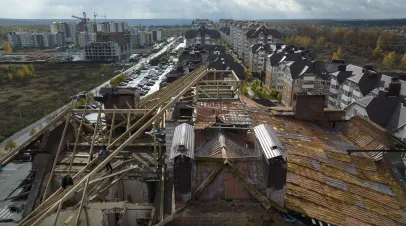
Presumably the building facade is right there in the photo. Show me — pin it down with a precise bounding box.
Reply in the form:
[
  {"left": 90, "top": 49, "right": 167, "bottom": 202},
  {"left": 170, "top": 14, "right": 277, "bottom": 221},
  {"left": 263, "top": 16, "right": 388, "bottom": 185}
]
[
  {"left": 185, "top": 26, "right": 220, "bottom": 47},
  {"left": 84, "top": 41, "right": 131, "bottom": 61}
]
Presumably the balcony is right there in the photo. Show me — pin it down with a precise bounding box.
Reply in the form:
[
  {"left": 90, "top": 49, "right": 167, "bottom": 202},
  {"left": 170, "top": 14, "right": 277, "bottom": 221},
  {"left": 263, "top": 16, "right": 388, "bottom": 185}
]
[
  {"left": 341, "top": 95, "right": 350, "bottom": 102},
  {"left": 331, "top": 79, "right": 337, "bottom": 85},
  {"left": 302, "top": 84, "right": 314, "bottom": 89},
  {"left": 343, "top": 85, "right": 351, "bottom": 92}
]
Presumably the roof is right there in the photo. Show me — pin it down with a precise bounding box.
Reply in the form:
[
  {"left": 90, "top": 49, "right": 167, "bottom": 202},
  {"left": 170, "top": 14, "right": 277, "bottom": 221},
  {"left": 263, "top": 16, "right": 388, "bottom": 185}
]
[
  {"left": 288, "top": 60, "right": 309, "bottom": 79},
  {"left": 194, "top": 101, "right": 251, "bottom": 130},
  {"left": 254, "top": 124, "right": 288, "bottom": 160},
  {"left": 310, "top": 61, "right": 340, "bottom": 80},
  {"left": 388, "top": 103, "right": 406, "bottom": 132},
  {"left": 195, "top": 131, "right": 258, "bottom": 158},
  {"left": 185, "top": 26, "right": 220, "bottom": 39},
  {"left": 268, "top": 53, "right": 284, "bottom": 67},
  {"left": 246, "top": 25, "right": 282, "bottom": 39},
  {"left": 169, "top": 123, "right": 195, "bottom": 160},
  {"left": 355, "top": 96, "right": 374, "bottom": 108},
  {"left": 334, "top": 71, "right": 353, "bottom": 84},
  {"left": 99, "top": 87, "right": 139, "bottom": 95},
  {"left": 250, "top": 111, "right": 406, "bottom": 226}
]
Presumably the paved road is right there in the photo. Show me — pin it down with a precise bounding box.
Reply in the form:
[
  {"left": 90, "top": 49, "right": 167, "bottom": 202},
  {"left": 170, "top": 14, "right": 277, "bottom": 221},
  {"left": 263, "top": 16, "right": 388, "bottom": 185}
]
[{"left": 0, "top": 37, "right": 178, "bottom": 153}]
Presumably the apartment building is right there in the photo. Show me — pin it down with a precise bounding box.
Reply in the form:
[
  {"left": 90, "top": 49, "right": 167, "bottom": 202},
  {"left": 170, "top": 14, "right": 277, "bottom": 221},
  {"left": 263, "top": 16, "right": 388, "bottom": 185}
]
[
  {"left": 8, "top": 32, "right": 65, "bottom": 48},
  {"left": 344, "top": 83, "right": 406, "bottom": 141},
  {"left": 244, "top": 25, "right": 283, "bottom": 67},
  {"left": 265, "top": 47, "right": 316, "bottom": 92},
  {"left": 84, "top": 41, "right": 131, "bottom": 61},
  {"left": 191, "top": 19, "right": 214, "bottom": 29},
  {"left": 185, "top": 25, "right": 220, "bottom": 47},
  {"left": 281, "top": 61, "right": 340, "bottom": 107}
]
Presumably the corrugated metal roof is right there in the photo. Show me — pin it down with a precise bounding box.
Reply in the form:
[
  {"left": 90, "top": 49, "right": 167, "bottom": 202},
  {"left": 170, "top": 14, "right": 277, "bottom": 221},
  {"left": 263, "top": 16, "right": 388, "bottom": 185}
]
[
  {"left": 169, "top": 123, "right": 195, "bottom": 160},
  {"left": 253, "top": 124, "right": 288, "bottom": 160}
]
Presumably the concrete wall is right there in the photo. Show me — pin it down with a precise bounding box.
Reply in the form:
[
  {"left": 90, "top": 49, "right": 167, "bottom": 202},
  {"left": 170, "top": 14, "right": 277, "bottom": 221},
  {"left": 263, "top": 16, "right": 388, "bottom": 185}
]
[
  {"left": 106, "top": 179, "right": 149, "bottom": 203},
  {"left": 345, "top": 104, "right": 368, "bottom": 120}
]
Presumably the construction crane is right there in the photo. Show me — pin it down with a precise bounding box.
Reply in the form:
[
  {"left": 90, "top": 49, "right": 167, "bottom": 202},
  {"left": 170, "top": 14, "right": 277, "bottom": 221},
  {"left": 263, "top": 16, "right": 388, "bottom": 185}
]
[{"left": 72, "top": 12, "right": 90, "bottom": 46}]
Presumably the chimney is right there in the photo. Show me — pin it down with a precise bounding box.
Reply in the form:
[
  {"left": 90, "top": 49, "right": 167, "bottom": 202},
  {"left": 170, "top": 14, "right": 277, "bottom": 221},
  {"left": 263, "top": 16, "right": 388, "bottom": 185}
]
[
  {"left": 378, "top": 90, "right": 387, "bottom": 97},
  {"left": 293, "top": 94, "right": 325, "bottom": 122},
  {"left": 338, "top": 65, "right": 346, "bottom": 71},
  {"left": 363, "top": 64, "right": 374, "bottom": 71},
  {"left": 388, "top": 82, "right": 401, "bottom": 97}
]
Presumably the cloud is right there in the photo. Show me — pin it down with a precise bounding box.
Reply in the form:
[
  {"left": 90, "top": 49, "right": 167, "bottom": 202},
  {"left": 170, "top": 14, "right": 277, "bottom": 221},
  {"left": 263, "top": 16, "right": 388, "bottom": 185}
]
[{"left": 1, "top": 0, "right": 405, "bottom": 19}]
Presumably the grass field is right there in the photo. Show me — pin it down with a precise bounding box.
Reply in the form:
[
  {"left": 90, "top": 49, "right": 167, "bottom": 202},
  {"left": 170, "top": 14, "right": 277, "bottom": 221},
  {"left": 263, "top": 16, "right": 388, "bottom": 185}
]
[{"left": 0, "top": 63, "right": 122, "bottom": 141}]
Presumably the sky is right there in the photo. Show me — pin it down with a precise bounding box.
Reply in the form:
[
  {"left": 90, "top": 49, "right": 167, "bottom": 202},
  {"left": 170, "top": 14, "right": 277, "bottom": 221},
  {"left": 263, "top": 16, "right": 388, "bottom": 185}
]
[{"left": 1, "top": 0, "right": 405, "bottom": 20}]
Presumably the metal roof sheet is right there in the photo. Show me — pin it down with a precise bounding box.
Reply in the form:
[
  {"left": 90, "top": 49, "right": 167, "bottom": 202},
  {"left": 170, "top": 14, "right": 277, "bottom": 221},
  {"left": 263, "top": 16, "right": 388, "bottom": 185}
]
[
  {"left": 169, "top": 123, "right": 195, "bottom": 160},
  {"left": 253, "top": 124, "right": 288, "bottom": 160}
]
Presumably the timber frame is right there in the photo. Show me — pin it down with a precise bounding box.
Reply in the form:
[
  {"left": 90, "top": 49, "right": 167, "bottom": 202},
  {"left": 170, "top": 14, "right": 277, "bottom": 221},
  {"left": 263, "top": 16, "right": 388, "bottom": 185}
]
[{"left": 0, "top": 65, "right": 251, "bottom": 226}]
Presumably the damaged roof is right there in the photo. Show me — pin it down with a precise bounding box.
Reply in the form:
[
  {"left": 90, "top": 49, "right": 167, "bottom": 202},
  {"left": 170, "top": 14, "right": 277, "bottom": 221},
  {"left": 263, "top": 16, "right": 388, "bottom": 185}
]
[
  {"left": 250, "top": 111, "right": 406, "bottom": 226},
  {"left": 194, "top": 101, "right": 251, "bottom": 129}
]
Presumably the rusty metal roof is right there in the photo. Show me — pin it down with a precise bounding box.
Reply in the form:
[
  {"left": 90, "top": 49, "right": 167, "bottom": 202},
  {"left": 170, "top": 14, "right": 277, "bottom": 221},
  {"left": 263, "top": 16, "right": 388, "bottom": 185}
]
[
  {"left": 195, "top": 101, "right": 251, "bottom": 128},
  {"left": 195, "top": 131, "right": 258, "bottom": 158},
  {"left": 250, "top": 111, "right": 406, "bottom": 226},
  {"left": 169, "top": 123, "right": 195, "bottom": 160},
  {"left": 253, "top": 124, "right": 288, "bottom": 161}
]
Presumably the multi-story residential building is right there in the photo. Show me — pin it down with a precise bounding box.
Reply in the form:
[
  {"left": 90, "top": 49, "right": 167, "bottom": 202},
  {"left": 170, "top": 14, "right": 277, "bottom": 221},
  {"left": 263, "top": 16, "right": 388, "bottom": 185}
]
[
  {"left": 344, "top": 81, "right": 406, "bottom": 141},
  {"left": 245, "top": 25, "right": 283, "bottom": 67},
  {"left": 185, "top": 25, "right": 220, "bottom": 47},
  {"left": 265, "top": 47, "right": 316, "bottom": 92},
  {"left": 84, "top": 41, "right": 131, "bottom": 61},
  {"left": 281, "top": 61, "right": 340, "bottom": 107},
  {"left": 8, "top": 32, "right": 67, "bottom": 49},
  {"left": 7, "top": 32, "right": 22, "bottom": 48},
  {"left": 191, "top": 19, "right": 214, "bottom": 29},
  {"left": 328, "top": 64, "right": 406, "bottom": 110}
]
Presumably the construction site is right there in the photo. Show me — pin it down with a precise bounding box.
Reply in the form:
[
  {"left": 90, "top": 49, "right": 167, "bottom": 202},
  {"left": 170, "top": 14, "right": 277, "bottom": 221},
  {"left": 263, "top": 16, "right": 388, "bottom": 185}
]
[{"left": 1, "top": 64, "right": 406, "bottom": 226}]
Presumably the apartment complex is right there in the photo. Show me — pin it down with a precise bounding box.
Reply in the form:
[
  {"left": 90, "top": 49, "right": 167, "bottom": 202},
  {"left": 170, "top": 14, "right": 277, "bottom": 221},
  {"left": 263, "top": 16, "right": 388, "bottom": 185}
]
[
  {"left": 50, "top": 22, "right": 76, "bottom": 42},
  {"left": 219, "top": 20, "right": 283, "bottom": 73},
  {"left": 7, "top": 32, "right": 65, "bottom": 48},
  {"left": 327, "top": 64, "right": 406, "bottom": 109},
  {"left": 130, "top": 28, "right": 167, "bottom": 48},
  {"left": 185, "top": 25, "right": 220, "bottom": 47}
]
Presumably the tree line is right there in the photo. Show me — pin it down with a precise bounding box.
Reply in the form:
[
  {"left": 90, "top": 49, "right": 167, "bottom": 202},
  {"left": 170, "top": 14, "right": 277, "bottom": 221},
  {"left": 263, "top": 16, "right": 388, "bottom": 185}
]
[
  {"left": 0, "top": 64, "right": 36, "bottom": 83},
  {"left": 285, "top": 26, "right": 406, "bottom": 69}
]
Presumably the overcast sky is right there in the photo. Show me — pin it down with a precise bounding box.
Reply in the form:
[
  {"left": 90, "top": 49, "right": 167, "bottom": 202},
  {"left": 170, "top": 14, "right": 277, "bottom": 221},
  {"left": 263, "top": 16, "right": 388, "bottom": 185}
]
[{"left": 1, "top": 0, "right": 405, "bottom": 19}]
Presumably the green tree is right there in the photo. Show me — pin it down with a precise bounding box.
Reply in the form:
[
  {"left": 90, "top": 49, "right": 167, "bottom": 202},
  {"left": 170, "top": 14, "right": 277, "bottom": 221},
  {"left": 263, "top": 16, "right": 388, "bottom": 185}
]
[
  {"left": 242, "top": 83, "right": 248, "bottom": 96},
  {"left": 260, "top": 71, "right": 266, "bottom": 85},
  {"left": 254, "top": 87, "right": 263, "bottom": 98},
  {"left": 372, "top": 45, "right": 383, "bottom": 58},
  {"left": 4, "top": 139, "right": 16, "bottom": 151},
  {"left": 29, "top": 64, "right": 35, "bottom": 74},
  {"left": 29, "top": 128, "right": 37, "bottom": 136},
  {"left": 277, "top": 93, "right": 282, "bottom": 101},
  {"left": 383, "top": 51, "right": 396, "bottom": 68},
  {"left": 10, "top": 64, "right": 17, "bottom": 76},
  {"left": 3, "top": 41, "right": 12, "bottom": 52},
  {"left": 377, "top": 31, "right": 393, "bottom": 51},
  {"left": 17, "top": 69, "right": 25, "bottom": 80},
  {"left": 270, "top": 88, "right": 277, "bottom": 96},
  {"left": 244, "top": 68, "right": 252, "bottom": 80},
  {"left": 7, "top": 73, "right": 13, "bottom": 80},
  {"left": 110, "top": 78, "right": 119, "bottom": 87},
  {"left": 0, "top": 149, "right": 4, "bottom": 157},
  {"left": 401, "top": 53, "right": 406, "bottom": 66}
]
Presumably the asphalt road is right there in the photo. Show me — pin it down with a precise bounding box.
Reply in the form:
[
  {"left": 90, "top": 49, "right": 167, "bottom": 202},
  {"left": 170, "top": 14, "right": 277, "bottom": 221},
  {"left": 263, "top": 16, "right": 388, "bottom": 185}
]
[{"left": 0, "top": 37, "right": 178, "bottom": 152}]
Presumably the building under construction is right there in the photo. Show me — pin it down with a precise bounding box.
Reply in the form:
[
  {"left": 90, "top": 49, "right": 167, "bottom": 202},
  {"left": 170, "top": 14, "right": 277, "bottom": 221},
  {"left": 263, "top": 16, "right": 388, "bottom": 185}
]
[{"left": 1, "top": 65, "right": 406, "bottom": 226}]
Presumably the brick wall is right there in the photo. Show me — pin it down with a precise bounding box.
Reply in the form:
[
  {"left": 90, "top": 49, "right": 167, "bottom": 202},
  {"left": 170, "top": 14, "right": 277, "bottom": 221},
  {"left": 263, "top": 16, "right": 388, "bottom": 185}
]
[{"left": 294, "top": 94, "right": 325, "bottom": 122}]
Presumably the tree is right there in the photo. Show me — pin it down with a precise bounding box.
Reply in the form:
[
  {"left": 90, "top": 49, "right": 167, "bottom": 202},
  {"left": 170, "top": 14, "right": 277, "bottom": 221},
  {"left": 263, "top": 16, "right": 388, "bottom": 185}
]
[
  {"left": 29, "top": 64, "right": 35, "bottom": 74},
  {"left": 0, "top": 149, "right": 4, "bottom": 157},
  {"left": 22, "top": 65, "right": 32, "bottom": 77},
  {"left": 17, "top": 69, "right": 25, "bottom": 80},
  {"left": 277, "top": 93, "right": 282, "bottom": 101},
  {"left": 372, "top": 45, "right": 383, "bottom": 58},
  {"left": 316, "top": 37, "right": 325, "bottom": 46},
  {"left": 260, "top": 71, "right": 266, "bottom": 85},
  {"left": 3, "top": 41, "right": 12, "bottom": 52},
  {"left": 10, "top": 64, "right": 17, "bottom": 76},
  {"left": 109, "top": 78, "right": 119, "bottom": 87},
  {"left": 401, "top": 53, "right": 406, "bottom": 66},
  {"left": 332, "top": 46, "right": 343, "bottom": 60},
  {"left": 29, "top": 128, "right": 37, "bottom": 136},
  {"left": 4, "top": 139, "right": 16, "bottom": 151},
  {"left": 242, "top": 83, "right": 248, "bottom": 96},
  {"left": 254, "top": 87, "right": 263, "bottom": 98},
  {"left": 244, "top": 68, "right": 252, "bottom": 80},
  {"left": 377, "top": 31, "right": 394, "bottom": 51},
  {"left": 383, "top": 51, "right": 396, "bottom": 68},
  {"left": 7, "top": 73, "right": 13, "bottom": 80},
  {"left": 270, "top": 88, "right": 277, "bottom": 96},
  {"left": 0, "top": 73, "right": 4, "bottom": 84}
]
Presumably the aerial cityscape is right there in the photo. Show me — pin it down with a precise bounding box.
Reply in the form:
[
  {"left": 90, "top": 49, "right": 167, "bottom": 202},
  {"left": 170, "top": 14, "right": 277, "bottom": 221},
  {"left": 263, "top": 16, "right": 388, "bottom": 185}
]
[{"left": 1, "top": 2, "right": 406, "bottom": 226}]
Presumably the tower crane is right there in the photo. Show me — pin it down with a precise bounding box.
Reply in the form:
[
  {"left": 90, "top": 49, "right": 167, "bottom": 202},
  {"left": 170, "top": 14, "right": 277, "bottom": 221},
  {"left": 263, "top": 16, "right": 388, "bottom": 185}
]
[{"left": 72, "top": 12, "right": 90, "bottom": 46}]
